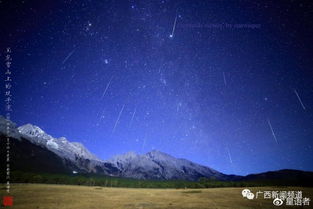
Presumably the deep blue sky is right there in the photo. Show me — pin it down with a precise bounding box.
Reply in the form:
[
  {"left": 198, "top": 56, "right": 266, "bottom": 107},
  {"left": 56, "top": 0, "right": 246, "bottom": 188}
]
[{"left": 1, "top": 0, "right": 313, "bottom": 175}]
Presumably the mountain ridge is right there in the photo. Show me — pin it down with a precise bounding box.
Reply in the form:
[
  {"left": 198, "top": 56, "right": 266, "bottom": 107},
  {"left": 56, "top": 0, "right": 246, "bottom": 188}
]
[
  {"left": 1, "top": 116, "right": 313, "bottom": 184},
  {"left": 17, "top": 122, "right": 101, "bottom": 162},
  {"left": 0, "top": 116, "right": 234, "bottom": 180}
]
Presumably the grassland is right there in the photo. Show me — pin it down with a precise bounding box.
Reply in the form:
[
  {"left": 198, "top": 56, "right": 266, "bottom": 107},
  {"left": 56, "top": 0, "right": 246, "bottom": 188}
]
[{"left": 1, "top": 184, "right": 312, "bottom": 209}]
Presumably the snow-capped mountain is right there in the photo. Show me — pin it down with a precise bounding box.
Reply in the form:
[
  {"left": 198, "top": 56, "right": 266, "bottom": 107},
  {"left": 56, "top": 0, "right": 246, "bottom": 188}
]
[
  {"left": 106, "top": 150, "right": 229, "bottom": 181},
  {"left": 0, "top": 116, "right": 233, "bottom": 180},
  {"left": 2, "top": 117, "right": 313, "bottom": 184},
  {"left": 17, "top": 123, "right": 100, "bottom": 162}
]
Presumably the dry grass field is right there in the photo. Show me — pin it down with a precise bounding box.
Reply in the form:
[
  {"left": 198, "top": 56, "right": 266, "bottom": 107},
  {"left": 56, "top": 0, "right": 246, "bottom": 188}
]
[{"left": 1, "top": 184, "right": 312, "bottom": 209}]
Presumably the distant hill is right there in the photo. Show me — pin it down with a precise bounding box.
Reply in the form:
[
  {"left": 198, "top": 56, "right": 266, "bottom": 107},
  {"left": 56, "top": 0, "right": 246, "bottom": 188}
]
[{"left": 241, "top": 169, "right": 313, "bottom": 186}]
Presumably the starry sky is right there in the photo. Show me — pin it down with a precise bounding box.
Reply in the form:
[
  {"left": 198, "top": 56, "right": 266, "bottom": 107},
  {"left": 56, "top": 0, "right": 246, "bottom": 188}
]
[{"left": 1, "top": 0, "right": 313, "bottom": 176}]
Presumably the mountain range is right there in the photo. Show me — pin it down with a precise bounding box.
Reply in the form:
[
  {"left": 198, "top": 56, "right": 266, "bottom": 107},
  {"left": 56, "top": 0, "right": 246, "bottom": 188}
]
[{"left": 1, "top": 116, "right": 312, "bottom": 184}]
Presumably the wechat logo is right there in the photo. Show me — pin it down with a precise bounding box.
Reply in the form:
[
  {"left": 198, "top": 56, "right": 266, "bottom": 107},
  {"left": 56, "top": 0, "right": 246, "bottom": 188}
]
[
  {"left": 273, "top": 198, "right": 284, "bottom": 206},
  {"left": 242, "top": 189, "right": 255, "bottom": 200}
]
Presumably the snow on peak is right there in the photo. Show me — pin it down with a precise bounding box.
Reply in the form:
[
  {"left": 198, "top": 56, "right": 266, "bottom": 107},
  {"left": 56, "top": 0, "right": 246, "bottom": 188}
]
[
  {"left": 109, "top": 150, "right": 172, "bottom": 164},
  {"left": 58, "top": 137, "right": 68, "bottom": 143},
  {"left": 146, "top": 149, "right": 174, "bottom": 160},
  {"left": 106, "top": 149, "right": 224, "bottom": 181},
  {"left": 47, "top": 139, "right": 59, "bottom": 150},
  {"left": 17, "top": 123, "right": 100, "bottom": 162},
  {"left": 72, "top": 142, "right": 85, "bottom": 149},
  {"left": 19, "top": 123, "right": 44, "bottom": 134},
  {"left": 18, "top": 124, "right": 51, "bottom": 139}
]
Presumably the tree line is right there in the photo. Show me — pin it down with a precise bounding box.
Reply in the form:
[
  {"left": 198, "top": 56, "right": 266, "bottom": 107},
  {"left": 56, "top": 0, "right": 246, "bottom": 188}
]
[{"left": 1, "top": 171, "right": 307, "bottom": 188}]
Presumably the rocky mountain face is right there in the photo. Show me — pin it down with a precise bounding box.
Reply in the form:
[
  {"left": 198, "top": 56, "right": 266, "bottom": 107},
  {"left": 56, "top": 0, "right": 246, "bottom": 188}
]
[
  {"left": 3, "top": 116, "right": 311, "bottom": 183},
  {"left": 17, "top": 124, "right": 100, "bottom": 162},
  {"left": 16, "top": 123, "right": 108, "bottom": 174},
  {"left": 0, "top": 116, "right": 233, "bottom": 180},
  {"left": 0, "top": 116, "right": 106, "bottom": 174},
  {"left": 107, "top": 150, "right": 229, "bottom": 180},
  {"left": 0, "top": 134, "right": 81, "bottom": 175}
]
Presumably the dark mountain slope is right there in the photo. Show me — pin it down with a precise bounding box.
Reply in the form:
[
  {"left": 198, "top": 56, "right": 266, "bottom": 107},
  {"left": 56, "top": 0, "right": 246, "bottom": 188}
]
[{"left": 0, "top": 135, "right": 83, "bottom": 177}]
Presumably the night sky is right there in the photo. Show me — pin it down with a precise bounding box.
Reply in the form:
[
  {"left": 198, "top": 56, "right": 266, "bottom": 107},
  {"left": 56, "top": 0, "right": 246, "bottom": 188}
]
[{"left": 1, "top": 0, "right": 313, "bottom": 175}]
